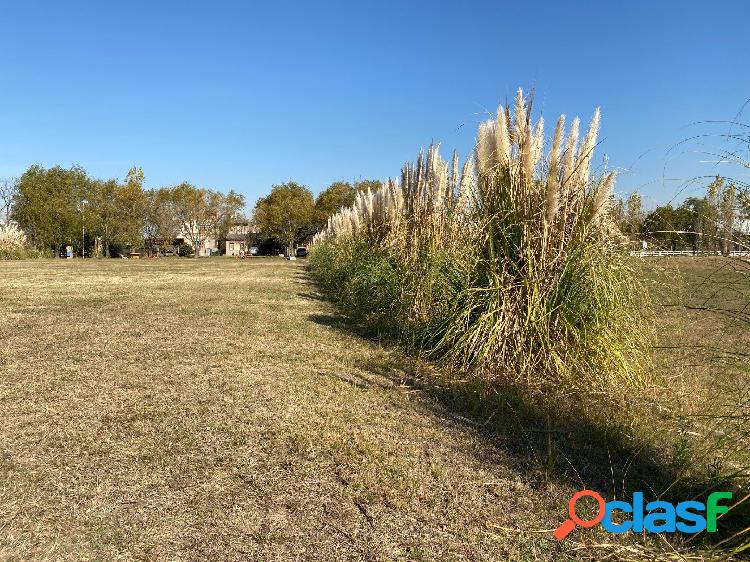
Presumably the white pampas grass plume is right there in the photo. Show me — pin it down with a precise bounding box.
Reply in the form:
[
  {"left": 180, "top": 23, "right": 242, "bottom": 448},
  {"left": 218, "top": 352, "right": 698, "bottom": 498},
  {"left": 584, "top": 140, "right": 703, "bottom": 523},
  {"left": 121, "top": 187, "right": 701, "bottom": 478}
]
[
  {"left": 545, "top": 116, "right": 566, "bottom": 228},
  {"left": 457, "top": 156, "right": 475, "bottom": 212},
  {"left": 450, "top": 150, "right": 459, "bottom": 193},
  {"left": 514, "top": 88, "right": 527, "bottom": 146},
  {"left": 575, "top": 107, "right": 601, "bottom": 185},
  {"left": 476, "top": 121, "right": 496, "bottom": 175},
  {"left": 561, "top": 117, "right": 580, "bottom": 191},
  {"left": 0, "top": 223, "right": 27, "bottom": 251},
  {"left": 592, "top": 171, "right": 616, "bottom": 223},
  {"left": 523, "top": 116, "right": 543, "bottom": 181},
  {"left": 495, "top": 107, "right": 511, "bottom": 167}
]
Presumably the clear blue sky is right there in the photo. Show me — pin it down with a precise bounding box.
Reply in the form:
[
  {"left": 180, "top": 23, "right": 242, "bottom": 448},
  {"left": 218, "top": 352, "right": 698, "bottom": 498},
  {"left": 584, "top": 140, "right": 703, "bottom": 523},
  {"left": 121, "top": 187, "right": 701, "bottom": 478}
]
[{"left": 1, "top": 0, "right": 748, "bottom": 210}]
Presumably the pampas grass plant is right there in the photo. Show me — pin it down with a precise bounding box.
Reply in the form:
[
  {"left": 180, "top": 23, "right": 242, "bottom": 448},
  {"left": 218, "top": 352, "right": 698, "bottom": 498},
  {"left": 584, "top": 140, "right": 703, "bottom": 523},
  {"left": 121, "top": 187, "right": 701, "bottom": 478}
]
[
  {"left": 311, "top": 89, "right": 649, "bottom": 404},
  {"left": 0, "top": 223, "right": 39, "bottom": 259}
]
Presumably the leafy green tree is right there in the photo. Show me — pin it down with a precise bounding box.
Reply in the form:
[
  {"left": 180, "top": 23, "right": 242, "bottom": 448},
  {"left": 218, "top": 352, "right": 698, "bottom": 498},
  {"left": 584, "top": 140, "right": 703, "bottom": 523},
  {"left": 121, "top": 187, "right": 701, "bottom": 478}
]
[
  {"left": 88, "top": 168, "right": 147, "bottom": 256},
  {"left": 681, "top": 197, "right": 707, "bottom": 251},
  {"left": 705, "top": 175, "right": 723, "bottom": 252},
  {"left": 312, "top": 179, "right": 383, "bottom": 232},
  {"left": 168, "top": 183, "right": 214, "bottom": 257},
  {"left": 12, "top": 165, "right": 90, "bottom": 254},
  {"left": 116, "top": 167, "right": 148, "bottom": 249},
  {"left": 215, "top": 190, "right": 246, "bottom": 245},
  {"left": 353, "top": 179, "right": 382, "bottom": 193},
  {"left": 720, "top": 181, "right": 737, "bottom": 254},
  {"left": 88, "top": 179, "right": 119, "bottom": 256},
  {"left": 624, "top": 192, "right": 644, "bottom": 235},
  {"left": 253, "top": 181, "right": 314, "bottom": 254},
  {"left": 313, "top": 181, "right": 357, "bottom": 230},
  {"left": 144, "top": 187, "right": 180, "bottom": 254},
  {"left": 167, "top": 183, "right": 244, "bottom": 257},
  {"left": 644, "top": 204, "right": 698, "bottom": 250}
]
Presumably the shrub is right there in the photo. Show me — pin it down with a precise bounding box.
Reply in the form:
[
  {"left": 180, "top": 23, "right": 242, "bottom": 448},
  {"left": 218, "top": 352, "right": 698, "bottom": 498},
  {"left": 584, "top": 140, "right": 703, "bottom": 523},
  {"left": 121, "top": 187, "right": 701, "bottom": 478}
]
[
  {"left": 177, "top": 242, "right": 193, "bottom": 257},
  {"left": 310, "top": 89, "right": 650, "bottom": 405}
]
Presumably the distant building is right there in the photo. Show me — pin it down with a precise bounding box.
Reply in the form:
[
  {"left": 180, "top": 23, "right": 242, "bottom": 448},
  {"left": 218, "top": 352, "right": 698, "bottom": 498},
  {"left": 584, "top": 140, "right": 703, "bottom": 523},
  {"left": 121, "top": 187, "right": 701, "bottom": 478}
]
[
  {"left": 176, "top": 222, "right": 219, "bottom": 257},
  {"left": 225, "top": 222, "right": 258, "bottom": 256}
]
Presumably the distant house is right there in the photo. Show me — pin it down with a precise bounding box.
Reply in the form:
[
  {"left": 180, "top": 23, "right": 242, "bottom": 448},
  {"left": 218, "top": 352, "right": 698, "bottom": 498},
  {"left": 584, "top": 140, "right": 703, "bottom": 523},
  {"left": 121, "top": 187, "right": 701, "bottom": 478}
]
[
  {"left": 225, "top": 222, "right": 258, "bottom": 256},
  {"left": 175, "top": 222, "right": 219, "bottom": 257}
]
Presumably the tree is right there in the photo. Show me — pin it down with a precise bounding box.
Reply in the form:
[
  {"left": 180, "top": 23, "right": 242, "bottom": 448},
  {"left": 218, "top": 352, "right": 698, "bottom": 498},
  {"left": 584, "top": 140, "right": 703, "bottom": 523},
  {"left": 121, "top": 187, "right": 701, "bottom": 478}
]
[
  {"left": 88, "top": 168, "right": 147, "bottom": 256},
  {"left": 312, "top": 179, "right": 383, "bottom": 232},
  {"left": 214, "top": 190, "right": 246, "bottom": 245},
  {"left": 89, "top": 179, "right": 119, "bottom": 256},
  {"left": 313, "top": 181, "right": 358, "bottom": 230},
  {"left": 644, "top": 205, "right": 682, "bottom": 250},
  {"left": 353, "top": 179, "right": 383, "bottom": 194},
  {"left": 116, "top": 167, "right": 148, "bottom": 249},
  {"left": 705, "top": 175, "right": 723, "bottom": 253},
  {"left": 168, "top": 183, "right": 213, "bottom": 257},
  {"left": 720, "top": 181, "right": 736, "bottom": 255},
  {"left": 0, "top": 178, "right": 18, "bottom": 224},
  {"left": 253, "top": 181, "right": 314, "bottom": 254},
  {"left": 12, "top": 165, "right": 90, "bottom": 254},
  {"left": 144, "top": 187, "right": 180, "bottom": 254},
  {"left": 624, "top": 192, "right": 644, "bottom": 235},
  {"left": 681, "top": 197, "right": 707, "bottom": 251},
  {"left": 167, "top": 183, "right": 244, "bottom": 257}
]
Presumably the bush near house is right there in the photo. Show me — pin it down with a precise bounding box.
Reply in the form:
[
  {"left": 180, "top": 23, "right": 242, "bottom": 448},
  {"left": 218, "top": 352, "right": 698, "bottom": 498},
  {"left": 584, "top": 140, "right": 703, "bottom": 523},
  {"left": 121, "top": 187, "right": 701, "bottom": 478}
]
[{"left": 177, "top": 242, "right": 194, "bottom": 257}]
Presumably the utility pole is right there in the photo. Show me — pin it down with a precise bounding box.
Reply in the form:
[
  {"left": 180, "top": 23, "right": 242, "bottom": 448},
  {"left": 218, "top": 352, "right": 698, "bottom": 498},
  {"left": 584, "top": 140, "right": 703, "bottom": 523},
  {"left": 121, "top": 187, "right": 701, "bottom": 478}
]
[{"left": 79, "top": 199, "right": 88, "bottom": 258}]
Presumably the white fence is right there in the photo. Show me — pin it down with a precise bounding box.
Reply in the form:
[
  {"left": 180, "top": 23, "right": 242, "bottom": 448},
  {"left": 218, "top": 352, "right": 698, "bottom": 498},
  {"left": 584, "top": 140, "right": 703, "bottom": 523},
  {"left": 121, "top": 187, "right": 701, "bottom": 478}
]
[{"left": 631, "top": 250, "right": 750, "bottom": 258}]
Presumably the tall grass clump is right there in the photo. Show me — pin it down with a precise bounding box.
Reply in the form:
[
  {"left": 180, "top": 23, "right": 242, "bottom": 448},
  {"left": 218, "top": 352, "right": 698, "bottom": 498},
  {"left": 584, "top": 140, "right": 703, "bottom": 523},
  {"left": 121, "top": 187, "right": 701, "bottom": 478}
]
[
  {"left": 0, "top": 223, "right": 44, "bottom": 259},
  {"left": 310, "top": 89, "right": 650, "bottom": 406}
]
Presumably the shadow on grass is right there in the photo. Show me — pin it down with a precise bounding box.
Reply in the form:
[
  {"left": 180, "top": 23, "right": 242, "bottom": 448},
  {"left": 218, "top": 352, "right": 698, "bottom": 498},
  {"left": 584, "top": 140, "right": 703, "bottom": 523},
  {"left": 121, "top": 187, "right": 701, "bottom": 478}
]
[{"left": 306, "top": 303, "right": 749, "bottom": 551}]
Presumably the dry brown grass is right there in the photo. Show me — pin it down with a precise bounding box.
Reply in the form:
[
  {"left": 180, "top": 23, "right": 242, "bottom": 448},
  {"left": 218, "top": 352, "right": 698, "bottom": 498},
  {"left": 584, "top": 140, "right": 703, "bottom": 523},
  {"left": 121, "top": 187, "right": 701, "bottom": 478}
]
[
  {"left": 0, "top": 257, "right": 745, "bottom": 561},
  {"left": 0, "top": 258, "right": 575, "bottom": 561}
]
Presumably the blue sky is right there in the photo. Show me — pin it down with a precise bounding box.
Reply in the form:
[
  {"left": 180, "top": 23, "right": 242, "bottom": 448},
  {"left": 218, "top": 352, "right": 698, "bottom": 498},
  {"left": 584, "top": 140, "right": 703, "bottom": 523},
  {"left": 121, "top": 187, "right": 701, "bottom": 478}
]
[{"left": 0, "top": 0, "right": 748, "bottom": 210}]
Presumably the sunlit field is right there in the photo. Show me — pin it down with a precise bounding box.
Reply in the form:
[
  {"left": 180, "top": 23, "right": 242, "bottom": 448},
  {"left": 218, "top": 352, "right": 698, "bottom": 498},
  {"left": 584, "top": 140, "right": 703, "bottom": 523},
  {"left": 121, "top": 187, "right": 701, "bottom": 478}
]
[{"left": 0, "top": 257, "right": 746, "bottom": 560}]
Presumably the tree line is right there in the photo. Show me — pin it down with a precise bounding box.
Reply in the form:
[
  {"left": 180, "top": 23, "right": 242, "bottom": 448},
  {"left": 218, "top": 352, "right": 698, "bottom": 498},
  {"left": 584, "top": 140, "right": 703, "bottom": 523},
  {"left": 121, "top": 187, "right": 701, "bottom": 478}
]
[
  {"left": 2, "top": 163, "right": 383, "bottom": 257},
  {"left": 7, "top": 165, "right": 244, "bottom": 257},
  {"left": 613, "top": 176, "right": 750, "bottom": 252}
]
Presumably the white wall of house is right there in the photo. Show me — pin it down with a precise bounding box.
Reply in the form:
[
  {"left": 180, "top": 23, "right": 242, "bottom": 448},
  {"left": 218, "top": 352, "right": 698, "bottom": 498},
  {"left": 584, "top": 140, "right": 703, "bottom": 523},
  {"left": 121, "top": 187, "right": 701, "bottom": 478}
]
[
  {"left": 225, "top": 240, "right": 246, "bottom": 256},
  {"left": 176, "top": 235, "right": 217, "bottom": 256}
]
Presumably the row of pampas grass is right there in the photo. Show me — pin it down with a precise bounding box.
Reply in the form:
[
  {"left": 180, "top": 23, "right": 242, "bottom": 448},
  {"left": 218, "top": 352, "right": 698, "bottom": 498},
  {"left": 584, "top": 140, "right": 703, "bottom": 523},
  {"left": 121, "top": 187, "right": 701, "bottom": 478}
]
[{"left": 310, "top": 89, "right": 650, "bottom": 405}]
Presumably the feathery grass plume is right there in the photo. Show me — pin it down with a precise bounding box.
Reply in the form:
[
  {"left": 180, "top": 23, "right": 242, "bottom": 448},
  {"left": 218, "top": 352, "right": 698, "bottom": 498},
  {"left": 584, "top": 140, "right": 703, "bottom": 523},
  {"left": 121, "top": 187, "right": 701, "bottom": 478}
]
[
  {"left": 532, "top": 117, "right": 545, "bottom": 168},
  {"left": 456, "top": 157, "right": 476, "bottom": 216},
  {"left": 310, "top": 88, "right": 649, "bottom": 406},
  {"left": 575, "top": 107, "right": 601, "bottom": 185},
  {"left": 495, "top": 107, "right": 512, "bottom": 167},
  {"left": 476, "top": 121, "right": 496, "bottom": 176},
  {"left": 544, "top": 115, "right": 566, "bottom": 230},
  {"left": 0, "top": 223, "right": 46, "bottom": 259},
  {"left": 0, "top": 223, "right": 27, "bottom": 251},
  {"left": 592, "top": 171, "right": 616, "bottom": 223},
  {"left": 561, "top": 116, "right": 580, "bottom": 192},
  {"left": 514, "top": 88, "right": 527, "bottom": 144},
  {"left": 449, "top": 150, "right": 459, "bottom": 195}
]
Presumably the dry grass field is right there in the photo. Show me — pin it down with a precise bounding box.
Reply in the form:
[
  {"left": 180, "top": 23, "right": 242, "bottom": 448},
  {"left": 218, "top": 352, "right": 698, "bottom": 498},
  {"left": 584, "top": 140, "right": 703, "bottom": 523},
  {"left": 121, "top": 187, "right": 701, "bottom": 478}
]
[
  {"left": 0, "top": 257, "right": 747, "bottom": 561},
  {"left": 0, "top": 258, "right": 573, "bottom": 561}
]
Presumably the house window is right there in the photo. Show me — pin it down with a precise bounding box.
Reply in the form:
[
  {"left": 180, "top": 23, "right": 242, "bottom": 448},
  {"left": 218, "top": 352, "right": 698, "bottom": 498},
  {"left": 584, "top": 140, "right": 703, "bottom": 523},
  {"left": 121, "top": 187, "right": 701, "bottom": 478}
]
[{"left": 230, "top": 242, "right": 235, "bottom": 251}]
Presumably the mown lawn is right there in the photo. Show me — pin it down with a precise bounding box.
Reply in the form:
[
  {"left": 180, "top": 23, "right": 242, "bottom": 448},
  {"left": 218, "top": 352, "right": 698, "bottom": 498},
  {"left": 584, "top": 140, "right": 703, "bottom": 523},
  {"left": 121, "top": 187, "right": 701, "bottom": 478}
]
[{"left": 0, "top": 257, "right": 746, "bottom": 561}]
